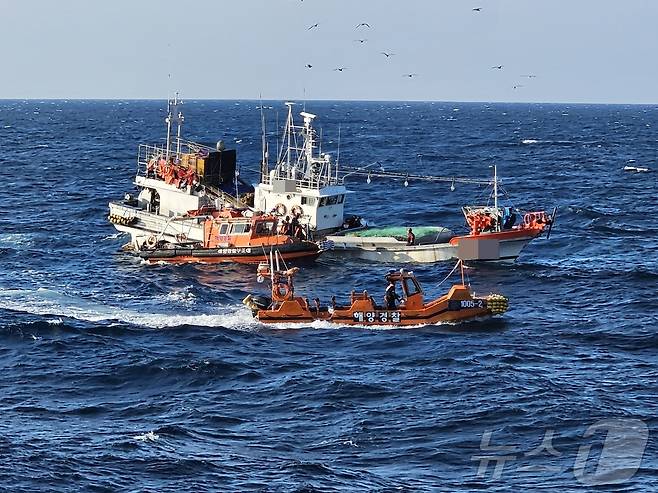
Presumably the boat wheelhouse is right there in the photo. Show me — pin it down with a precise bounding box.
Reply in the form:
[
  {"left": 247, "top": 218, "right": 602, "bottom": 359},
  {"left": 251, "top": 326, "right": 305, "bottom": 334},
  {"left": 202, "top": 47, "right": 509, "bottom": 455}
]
[{"left": 253, "top": 103, "right": 354, "bottom": 238}]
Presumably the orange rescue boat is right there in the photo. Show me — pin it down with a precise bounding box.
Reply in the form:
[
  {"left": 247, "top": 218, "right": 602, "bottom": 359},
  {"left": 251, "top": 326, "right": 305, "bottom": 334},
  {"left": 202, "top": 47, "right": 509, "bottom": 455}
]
[
  {"left": 243, "top": 257, "right": 508, "bottom": 326},
  {"left": 137, "top": 209, "right": 321, "bottom": 264}
]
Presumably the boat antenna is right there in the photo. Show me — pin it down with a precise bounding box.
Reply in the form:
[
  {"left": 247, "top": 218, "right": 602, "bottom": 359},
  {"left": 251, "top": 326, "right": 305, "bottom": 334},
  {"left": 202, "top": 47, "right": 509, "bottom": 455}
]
[
  {"left": 165, "top": 96, "right": 173, "bottom": 160},
  {"left": 260, "top": 94, "right": 268, "bottom": 181},
  {"left": 493, "top": 164, "right": 498, "bottom": 212},
  {"left": 281, "top": 102, "right": 295, "bottom": 170},
  {"left": 275, "top": 110, "right": 280, "bottom": 164},
  {"left": 336, "top": 123, "right": 341, "bottom": 167},
  {"left": 491, "top": 164, "right": 501, "bottom": 232},
  {"left": 174, "top": 92, "right": 184, "bottom": 156}
]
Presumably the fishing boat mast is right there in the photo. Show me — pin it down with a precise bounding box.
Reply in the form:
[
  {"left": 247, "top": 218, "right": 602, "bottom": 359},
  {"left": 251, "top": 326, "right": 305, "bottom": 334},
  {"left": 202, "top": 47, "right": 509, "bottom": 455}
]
[
  {"left": 493, "top": 164, "right": 498, "bottom": 213},
  {"left": 164, "top": 92, "right": 184, "bottom": 160}
]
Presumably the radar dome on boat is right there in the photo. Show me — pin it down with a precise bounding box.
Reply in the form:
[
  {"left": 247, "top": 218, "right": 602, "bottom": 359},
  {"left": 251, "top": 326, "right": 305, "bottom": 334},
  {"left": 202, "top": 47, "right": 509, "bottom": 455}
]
[{"left": 216, "top": 140, "right": 225, "bottom": 151}]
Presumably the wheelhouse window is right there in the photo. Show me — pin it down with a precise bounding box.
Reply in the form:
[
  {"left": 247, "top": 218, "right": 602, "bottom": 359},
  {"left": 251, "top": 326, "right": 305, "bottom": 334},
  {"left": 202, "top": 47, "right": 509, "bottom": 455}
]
[
  {"left": 301, "top": 196, "right": 316, "bottom": 206},
  {"left": 403, "top": 277, "right": 421, "bottom": 296},
  {"left": 255, "top": 221, "right": 275, "bottom": 235},
  {"left": 219, "top": 223, "right": 230, "bottom": 235},
  {"left": 232, "top": 222, "right": 251, "bottom": 234}
]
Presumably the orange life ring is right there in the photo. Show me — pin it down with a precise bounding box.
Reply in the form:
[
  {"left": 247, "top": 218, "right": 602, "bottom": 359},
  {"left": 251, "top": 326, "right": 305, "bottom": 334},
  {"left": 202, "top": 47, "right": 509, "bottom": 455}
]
[
  {"left": 291, "top": 205, "right": 303, "bottom": 217},
  {"left": 175, "top": 233, "right": 188, "bottom": 242},
  {"left": 275, "top": 203, "right": 287, "bottom": 215}
]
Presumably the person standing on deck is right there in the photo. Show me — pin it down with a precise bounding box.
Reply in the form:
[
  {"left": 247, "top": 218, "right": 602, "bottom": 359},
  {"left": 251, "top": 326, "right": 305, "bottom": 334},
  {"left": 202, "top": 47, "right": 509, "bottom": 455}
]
[
  {"left": 407, "top": 228, "right": 416, "bottom": 246},
  {"left": 290, "top": 214, "right": 301, "bottom": 239},
  {"left": 385, "top": 281, "right": 400, "bottom": 309},
  {"left": 279, "top": 216, "right": 291, "bottom": 235}
]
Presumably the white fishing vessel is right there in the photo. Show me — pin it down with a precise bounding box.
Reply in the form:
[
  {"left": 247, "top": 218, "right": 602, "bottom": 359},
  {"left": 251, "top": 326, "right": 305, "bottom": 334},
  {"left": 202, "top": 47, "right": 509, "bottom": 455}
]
[
  {"left": 253, "top": 102, "right": 361, "bottom": 238},
  {"left": 108, "top": 95, "right": 253, "bottom": 250},
  {"left": 326, "top": 166, "right": 556, "bottom": 264},
  {"left": 327, "top": 226, "right": 456, "bottom": 263}
]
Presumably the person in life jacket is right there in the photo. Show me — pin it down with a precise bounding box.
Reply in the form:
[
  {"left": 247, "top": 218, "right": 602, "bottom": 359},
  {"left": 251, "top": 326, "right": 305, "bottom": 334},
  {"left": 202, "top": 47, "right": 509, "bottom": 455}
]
[
  {"left": 385, "top": 281, "right": 400, "bottom": 309},
  {"left": 279, "top": 216, "right": 291, "bottom": 235},
  {"left": 290, "top": 214, "right": 301, "bottom": 239},
  {"left": 407, "top": 228, "right": 416, "bottom": 246}
]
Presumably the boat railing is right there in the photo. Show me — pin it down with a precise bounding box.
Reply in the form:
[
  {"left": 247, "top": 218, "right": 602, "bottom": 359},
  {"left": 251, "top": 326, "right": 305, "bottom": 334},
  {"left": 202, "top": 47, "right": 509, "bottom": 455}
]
[
  {"left": 136, "top": 139, "right": 215, "bottom": 176},
  {"left": 260, "top": 168, "right": 344, "bottom": 190}
]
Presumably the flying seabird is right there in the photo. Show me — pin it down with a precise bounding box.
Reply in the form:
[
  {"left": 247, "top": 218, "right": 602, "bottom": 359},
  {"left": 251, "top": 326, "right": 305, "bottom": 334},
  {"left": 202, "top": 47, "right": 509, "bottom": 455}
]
[
  {"left": 381, "top": 51, "right": 396, "bottom": 58},
  {"left": 491, "top": 65, "right": 503, "bottom": 70},
  {"left": 473, "top": 7, "right": 482, "bottom": 11},
  {"left": 402, "top": 73, "right": 419, "bottom": 78},
  {"left": 334, "top": 67, "right": 348, "bottom": 72},
  {"left": 308, "top": 23, "right": 319, "bottom": 30},
  {"left": 354, "top": 39, "right": 368, "bottom": 44},
  {"left": 513, "top": 84, "right": 524, "bottom": 89},
  {"left": 305, "top": 64, "right": 313, "bottom": 69},
  {"left": 520, "top": 74, "right": 537, "bottom": 78},
  {"left": 356, "top": 22, "right": 371, "bottom": 28}
]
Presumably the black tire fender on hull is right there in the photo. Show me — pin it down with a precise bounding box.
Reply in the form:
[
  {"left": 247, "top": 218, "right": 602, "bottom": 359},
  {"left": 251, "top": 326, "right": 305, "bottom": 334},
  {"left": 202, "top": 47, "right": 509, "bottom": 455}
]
[{"left": 137, "top": 241, "right": 320, "bottom": 262}]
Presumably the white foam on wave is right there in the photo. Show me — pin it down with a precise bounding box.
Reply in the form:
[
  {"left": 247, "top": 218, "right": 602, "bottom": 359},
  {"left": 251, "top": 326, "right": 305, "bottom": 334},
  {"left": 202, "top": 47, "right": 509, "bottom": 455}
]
[
  {"left": 101, "top": 232, "right": 125, "bottom": 241},
  {"left": 0, "top": 233, "right": 34, "bottom": 248},
  {"left": 163, "top": 285, "right": 197, "bottom": 305},
  {"left": 133, "top": 431, "right": 159, "bottom": 442},
  {"left": 0, "top": 287, "right": 257, "bottom": 330},
  {"left": 522, "top": 139, "right": 539, "bottom": 144},
  {"left": 259, "top": 317, "right": 432, "bottom": 331}
]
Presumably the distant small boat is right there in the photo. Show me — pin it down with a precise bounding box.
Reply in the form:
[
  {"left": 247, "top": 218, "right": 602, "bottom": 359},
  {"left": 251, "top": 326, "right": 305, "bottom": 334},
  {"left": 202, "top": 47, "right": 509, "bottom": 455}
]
[{"left": 623, "top": 166, "right": 650, "bottom": 173}]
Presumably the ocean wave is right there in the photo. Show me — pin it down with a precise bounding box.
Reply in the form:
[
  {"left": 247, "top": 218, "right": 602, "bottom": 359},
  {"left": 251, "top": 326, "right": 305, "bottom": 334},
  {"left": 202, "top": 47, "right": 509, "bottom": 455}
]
[
  {"left": 0, "top": 287, "right": 255, "bottom": 329},
  {"left": 163, "top": 286, "right": 197, "bottom": 305},
  {"left": 101, "top": 232, "right": 126, "bottom": 241},
  {"left": 133, "top": 431, "right": 159, "bottom": 442},
  {"left": 0, "top": 233, "right": 34, "bottom": 248}
]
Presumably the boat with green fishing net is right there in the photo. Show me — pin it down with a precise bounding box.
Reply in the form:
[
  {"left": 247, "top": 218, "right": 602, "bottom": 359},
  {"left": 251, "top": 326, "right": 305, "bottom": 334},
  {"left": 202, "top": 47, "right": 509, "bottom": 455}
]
[
  {"left": 325, "top": 226, "right": 457, "bottom": 263},
  {"left": 324, "top": 166, "right": 555, "bottom": 264}
]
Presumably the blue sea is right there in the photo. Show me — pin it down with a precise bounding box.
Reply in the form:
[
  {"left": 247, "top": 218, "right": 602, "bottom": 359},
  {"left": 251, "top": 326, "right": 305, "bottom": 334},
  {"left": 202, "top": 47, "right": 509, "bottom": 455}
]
[{"left": 0, "top": 100, "right": 656, "bottom": 491}]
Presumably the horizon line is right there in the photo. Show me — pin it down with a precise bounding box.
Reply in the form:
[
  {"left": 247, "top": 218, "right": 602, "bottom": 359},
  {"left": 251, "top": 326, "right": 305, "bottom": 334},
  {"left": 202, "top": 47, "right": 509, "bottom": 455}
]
[{"left": 1, "top": 97, "right": 658, "bottom": 107}]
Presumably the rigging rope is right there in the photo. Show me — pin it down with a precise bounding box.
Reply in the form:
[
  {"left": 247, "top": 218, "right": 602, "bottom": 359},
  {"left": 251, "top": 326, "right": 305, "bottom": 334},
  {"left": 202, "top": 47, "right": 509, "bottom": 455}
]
[{"left": 436, "top": 260, "right": 462, "bottom": 288}]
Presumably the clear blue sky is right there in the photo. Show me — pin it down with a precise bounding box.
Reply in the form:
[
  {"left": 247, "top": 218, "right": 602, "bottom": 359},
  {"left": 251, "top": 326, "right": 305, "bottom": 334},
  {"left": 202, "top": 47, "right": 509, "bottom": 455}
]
[{"left": 2, "top": 0, "right": 657, "bottom": 103}]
